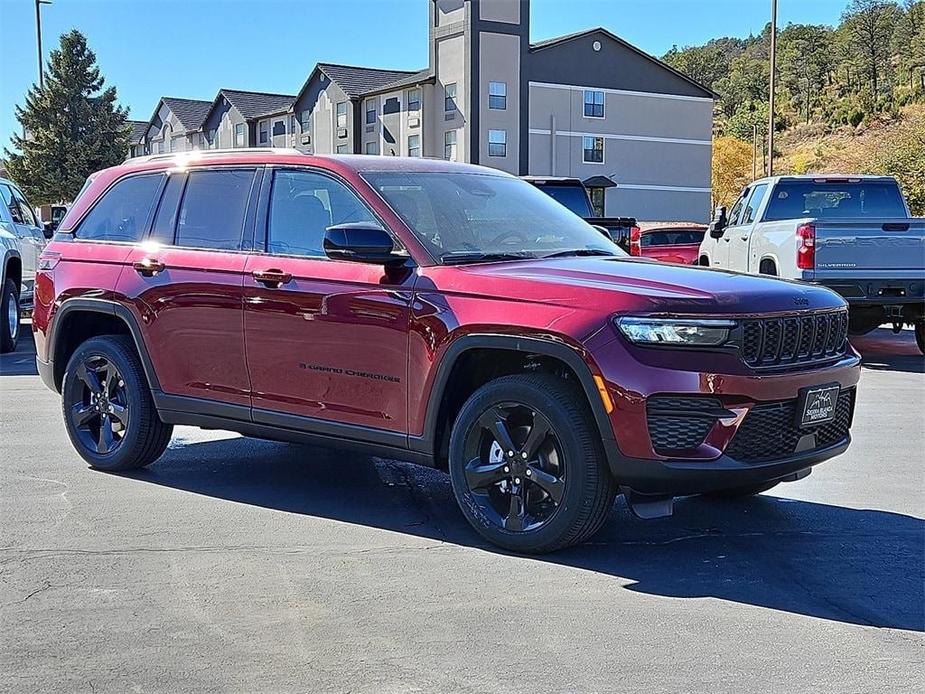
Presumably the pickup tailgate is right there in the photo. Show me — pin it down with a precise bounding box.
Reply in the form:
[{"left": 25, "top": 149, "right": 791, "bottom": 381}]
[{"left": 812, "top": 218, "right": 925, "bottom": 279}]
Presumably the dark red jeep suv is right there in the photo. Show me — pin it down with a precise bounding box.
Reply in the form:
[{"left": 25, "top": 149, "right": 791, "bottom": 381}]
[{"left": 34, "top": 150, "right": 860, "bottom": 553}]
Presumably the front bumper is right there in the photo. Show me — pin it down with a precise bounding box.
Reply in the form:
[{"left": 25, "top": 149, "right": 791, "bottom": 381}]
[{"left": 584, "top": 330, "right": 861, "bottom": 495}]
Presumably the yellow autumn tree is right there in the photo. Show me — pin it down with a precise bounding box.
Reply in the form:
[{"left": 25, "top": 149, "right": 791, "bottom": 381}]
[{"left": 712, "top": 136, "right": 753, "bottom": 210}]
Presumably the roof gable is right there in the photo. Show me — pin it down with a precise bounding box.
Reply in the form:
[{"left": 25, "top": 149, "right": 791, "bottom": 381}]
[
  {"left": 160, "top": 97, "right": 213, "bottom": 131},
  {"left": 317, "top": 63, "right": 423, "bottom": 99},
  {"left": 219, "top": 89, "right": 296, "bottom": 120}
]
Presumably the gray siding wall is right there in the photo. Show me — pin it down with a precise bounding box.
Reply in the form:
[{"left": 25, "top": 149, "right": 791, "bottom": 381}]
[
  {"left": 432, "top": 1, "right": 470, "bottom": 161},
  {"left": 145, "top": 104, "right": 196, "bottom": 154},
  {"left": 477, "top": 31, "right": 521, "bottom": 174},
  {"left": 203, "top": 97, "right": 249, "bottom": 149}
]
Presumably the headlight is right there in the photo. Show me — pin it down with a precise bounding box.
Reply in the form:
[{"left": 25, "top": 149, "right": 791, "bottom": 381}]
[{"left": 615, "top": 317, "right": 735, "bottom": 346}]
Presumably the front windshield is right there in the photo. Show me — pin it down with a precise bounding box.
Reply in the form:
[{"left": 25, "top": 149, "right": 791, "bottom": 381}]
[{"left": 362, "top": 171, "right": 626, "bottom": 263}]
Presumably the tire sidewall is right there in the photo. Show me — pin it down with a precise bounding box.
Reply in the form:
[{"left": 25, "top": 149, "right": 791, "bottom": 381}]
[
  {"left": 62, "top": 336, "right": 147, "bottom": 470},
  {"left": 0, "top": 279, "right": 19, "bottom": 352},
  {"left": 448, "top": 377, "right": 597, "bottom": 553}
]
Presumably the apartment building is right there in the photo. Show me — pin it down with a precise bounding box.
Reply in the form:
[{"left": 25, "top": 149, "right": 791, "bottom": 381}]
[{"left": 132, "top": 0, "right": 714, "bottom": 221}]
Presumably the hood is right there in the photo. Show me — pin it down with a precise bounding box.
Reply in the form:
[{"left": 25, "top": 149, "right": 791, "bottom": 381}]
[{"left": 441, "top": 257, "right": 847, "bottom": 315}]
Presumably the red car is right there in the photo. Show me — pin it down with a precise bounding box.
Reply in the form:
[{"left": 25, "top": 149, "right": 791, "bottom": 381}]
[
  {"left": 34, "top": 151, "right": 860, "bottom": 553},
  {"left": 630, "top": 223, "right": 707, "bottom": 264}
]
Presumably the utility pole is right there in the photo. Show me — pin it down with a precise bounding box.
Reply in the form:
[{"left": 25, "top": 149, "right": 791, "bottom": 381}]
[
  {"left": 35, "top": 0, "right": 52, "bottom": 89},
  {"left": 767, "top": 0, "right": 777, "bottom": 176},
  {"left": 752, "top": 123, "right": 759, "bottom": 180}
]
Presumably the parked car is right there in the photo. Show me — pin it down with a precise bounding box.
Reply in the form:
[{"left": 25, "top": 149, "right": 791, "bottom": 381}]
[
  {"left": 700, "top": 175, "right": 925, "bottom": 353},
  {"left": 1, "top": 176, "right": 46, "bottom": 352},
  {"left": 522, "top": 176, "right": 637, "bottom": 250},
  {"left": 630, "top": 223, "right": 706, "bottom": 264},
  {"left": 34, "top": 151, "right": 860, "bottom": 553}
]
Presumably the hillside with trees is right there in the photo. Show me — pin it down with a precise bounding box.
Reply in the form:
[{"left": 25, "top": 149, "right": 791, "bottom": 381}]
[{"left": 663, "top": 0, "right": 925, "bottom": 213}]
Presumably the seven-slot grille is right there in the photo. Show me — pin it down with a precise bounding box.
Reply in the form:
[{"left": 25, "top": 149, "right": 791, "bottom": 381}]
[{"left": 740, "top": 311, "right": 848, "bottom": 368}]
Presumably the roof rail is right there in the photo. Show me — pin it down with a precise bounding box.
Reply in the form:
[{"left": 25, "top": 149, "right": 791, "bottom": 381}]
[{"left": 126, "top": 147, "right": 302, "bottom": 163}]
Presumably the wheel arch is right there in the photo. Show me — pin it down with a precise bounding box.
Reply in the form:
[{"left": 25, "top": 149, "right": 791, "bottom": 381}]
[
  {"left": 49, "top": 299, "right": 160, "bottom": 393},
  {"left": 2, "top": 249, "right": 22, "bottom": 291},
  {"left": 758, "top": 255, "right": 779, "bottom": 276},
  {"left": 411, "top": 334, "right": 614, "bottom": 467}
]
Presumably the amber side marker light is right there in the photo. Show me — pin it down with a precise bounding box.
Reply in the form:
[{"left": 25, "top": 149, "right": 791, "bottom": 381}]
[{"left": 593, "top": 375, "right": 614, "bottom": 414}]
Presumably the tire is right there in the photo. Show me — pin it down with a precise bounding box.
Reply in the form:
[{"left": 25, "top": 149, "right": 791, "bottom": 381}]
[
  {"left": 0, "top": 278, "right": 20, "bottom": 354},
  {"left": 61, "top": 334, "right": 173, "bottom": 471},
  {"left": 916, "top": 321, "right": 925, "bottom": 356},
  {"left": 759, "top": 260, "right": 777, "bottom": 276},
  {"left": 704, "top": 480, "right": 781, "bottom": 498},
  {"left": 448, "top": 373, "right": 616, "bottom": 554}
]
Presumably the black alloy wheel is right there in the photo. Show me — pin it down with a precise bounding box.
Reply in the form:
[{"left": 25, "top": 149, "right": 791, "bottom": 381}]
[
  {"left": 66, "top": 355, "right": 129, "bottom": 455},
  {"left": 462, "top": 403, "right": 565, "bottom": 533},
  {"left": 449, "top": 374, "right": 616, "bottom": 554}
]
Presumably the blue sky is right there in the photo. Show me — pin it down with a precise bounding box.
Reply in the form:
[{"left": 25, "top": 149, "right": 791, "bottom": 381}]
[{"left": 1, "top": 0, "right": 848, "bottom": 153}]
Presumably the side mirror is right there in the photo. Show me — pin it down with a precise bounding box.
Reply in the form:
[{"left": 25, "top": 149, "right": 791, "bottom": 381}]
[
  {"left": 42, "top": 221, "right": 57, "bottom": 239},
  {"left": 709, "top": 206, "right": 728, "bottom": 238},
  {"left": 323, "top": 223, "right": 405, "bottom": 265}
]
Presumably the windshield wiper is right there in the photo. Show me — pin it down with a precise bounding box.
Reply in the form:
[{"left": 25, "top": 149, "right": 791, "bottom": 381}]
[
  {"left": 542, "top": 249, "right": 618, "bottom": 259},
  {"left": 439, "top": 251, "right": 537, "bottom": 265}
]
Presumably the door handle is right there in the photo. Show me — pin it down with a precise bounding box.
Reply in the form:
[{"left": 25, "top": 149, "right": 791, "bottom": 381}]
[
  {"left": 252, "top": 269, "right": 292, "bottom": 288},
  {"left": 740, "top": 235, "right": 749, "bottom": 241},
  {"left": 133, "top": 258, "right": 165, "bottom": 276}
]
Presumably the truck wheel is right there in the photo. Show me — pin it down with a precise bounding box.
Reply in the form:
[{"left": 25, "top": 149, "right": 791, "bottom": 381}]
[
  {"left": 62, "top": 335, "right": 173, "bottom": 471},
  {"left": 705, "top": 480, "right": 780, "bottom": 498},
  {"left": 448, "top": 374, "right": 616, "bottom": 554},
  {"left": 916, "top": 322, "right": 925, "bottom": 356},
  {"left": 0, "top": 278, "right": 20, "bottom": 354}
]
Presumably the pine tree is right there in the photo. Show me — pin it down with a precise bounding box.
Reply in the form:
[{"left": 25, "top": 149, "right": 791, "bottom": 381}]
[{"left": 3, "top": 30, "right": 130, "bottom": 205}]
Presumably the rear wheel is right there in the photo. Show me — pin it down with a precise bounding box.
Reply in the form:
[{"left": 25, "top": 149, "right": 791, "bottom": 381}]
[
  {"left": 448, "top": 374, "right": 616, "bottom": 554},
  {"left": 0, "top": 278, "right": 20, "bottom": 354},
  {"left": 916, "top": 321, "right": 925, "bottom": 355},
  {"left": 62, "top": 335, "right": 173, "bottom": 471}
]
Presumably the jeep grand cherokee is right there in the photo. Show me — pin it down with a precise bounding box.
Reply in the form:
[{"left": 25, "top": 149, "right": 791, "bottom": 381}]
[{"left": 33, "top": 150, "right": 861, "bottom": 553}]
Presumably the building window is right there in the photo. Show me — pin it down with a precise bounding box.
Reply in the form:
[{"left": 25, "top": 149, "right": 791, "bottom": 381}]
[
  {"left": 365, "top": 141, "right": 379, "bottom": 155},
  {"left": 488, "top": 129, "right": 506, "bottom": 157},
  {"left": 408, "top": 88, "right": 421, "bottom": 112},
  {"left": 259, "top": 121, "right": 269, "bottom": 144},
  {"left": 366, "top": 99, "right": 377, "bottom": 125},
  {"left": 444, "top": 130, "right": 457, "bottom": 161},
  {"left": 588, "top": 187, "right": 606, "bottom": 217},
  {"left": 168, "top": 137, "right": 177, "bottom": 153},
  {"left": 336, "top": 144, "right": 349, "bottom": 154},
  {"left": 583, "top": 136, "right": 604, "bottom": 163},
  {"left": 584, "top": 90, "right": 605, "bottom": 118},
  {"left": 336, "top": 101, "right": 348, "bottom": 128},
  {"left": 234, "top": 123, "right": 246, "bottom": 147},
  {"left": 272, "top": 120, "right": 286, "bottom": 137},
  {"left": 488, "top": 81, "right": 507, "bottom": 110},
  {"left": 445, "top": 83, "right": 457, "bottom": 112},
  {"left": 408, "top": 134, "right": 421, "bottom": 157},
  {"left": 208, "top": 129, "right": 218, "bottom": 149},
  {"left": 301, "top": 110, "right": 311, "bottom": 133},
  {"left": 290, "top": 114, "right": 297, "bottom": 133}
]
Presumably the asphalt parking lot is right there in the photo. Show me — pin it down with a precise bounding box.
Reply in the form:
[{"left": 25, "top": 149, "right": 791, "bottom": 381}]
[{"left": 1, "top": 326, "right": 922, "bottom": 693}]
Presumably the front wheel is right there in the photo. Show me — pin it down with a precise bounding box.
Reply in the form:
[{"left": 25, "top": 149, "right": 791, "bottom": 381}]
[
  {"left": 448, "top": 374, "right": 616, "bottom": 554},
  {"left": 0, "top": 278, "right": 20, "bottom": 353},
  {"left": 62, "top": 334, "right": 173, "bottom": 471}
]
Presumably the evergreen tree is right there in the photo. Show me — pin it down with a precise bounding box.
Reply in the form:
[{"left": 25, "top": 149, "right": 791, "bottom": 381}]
[{"left": 4, "top": 30, "right": 130, "bottom": 205}]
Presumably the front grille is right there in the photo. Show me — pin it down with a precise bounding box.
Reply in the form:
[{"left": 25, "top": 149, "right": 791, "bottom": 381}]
[
  {"left": 647, "top": 396, "right": 721, "bottom": 454},
  {"left": 739, "top": 311, "right": 848, "bottom": 369},
  {"left": 726, "top": 388, "right": 855, "bottom": 463}
]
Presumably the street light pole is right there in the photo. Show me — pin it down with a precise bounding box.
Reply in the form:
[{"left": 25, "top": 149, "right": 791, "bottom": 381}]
[
  {"left": 35, "top": 0, "right": 52, "bottom": 89},
  {"left": 767, "top": 0, "right": 778, "bottom": 176}
]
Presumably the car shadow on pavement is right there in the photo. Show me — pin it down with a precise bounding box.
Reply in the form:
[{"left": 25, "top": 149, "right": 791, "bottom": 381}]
[
  {"left": 123, "top": 434, "right": 925, "bottom": 633},
  {"left": 852, "top": 328, "right": 924, "bottom": 374},
  {"left": 0, "top": 321, "right": 38, "bottom": 377}
]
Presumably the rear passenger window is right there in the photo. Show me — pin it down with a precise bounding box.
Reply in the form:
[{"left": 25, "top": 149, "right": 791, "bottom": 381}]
[
  {"left": 175, "top": 169, "right": 256, "bottom": 251},
  {"left": 149, "top": 173, "right": 186, "bottom": 245},
  {"left": 76, "top": 174, "right": 162, "bottom": 242}
]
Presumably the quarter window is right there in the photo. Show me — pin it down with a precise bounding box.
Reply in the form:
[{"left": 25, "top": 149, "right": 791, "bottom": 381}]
[
  {"left": 366, "top": 99, "right": 377, "bottom": 125},
  {"left": 267, "top": 170, "right": 378, "bottom": 258},
  {"left": 408, "top": 134, "right": 422, "bottom": 157},
  {"left": 445, "top": 83, "right": 457, "bottom": 112},
  {"left": 582, "top": 136, "right": 604, "bottom": 163},
  {"left": 584, "top": 90, "right": 605, "bottom": 118},
  {"left": 444, "top": 130, "right": 457, "bottom": 161},
  {"left": 488, "top": 81, "right": 507, "bottom": 110},
  {"left": 0, "top": 184, "right": 25, "bottom": 224},
  {"left": 336, "top": 101, "right": 348, "bottom": 128},
  {"left": 75, "top": 174, "right": 162, "bottom": 242},
  {"left": 488, "top": 130, "right": 506, "bottom": 157},
  {"left": 175, "top": 169, "right": 255, "bottom": 250}
]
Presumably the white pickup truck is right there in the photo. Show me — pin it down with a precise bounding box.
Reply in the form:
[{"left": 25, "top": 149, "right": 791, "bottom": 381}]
[{"left": 699, "top": 175, "right": 925, "bottom": 353}]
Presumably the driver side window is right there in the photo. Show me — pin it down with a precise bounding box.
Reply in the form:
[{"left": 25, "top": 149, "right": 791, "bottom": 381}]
[
  {"left": 266, "top": 170, "right": 378, "bottom": 257},
  {"left": 727, "top": 189, "right": 749, "bottom": 227}
]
